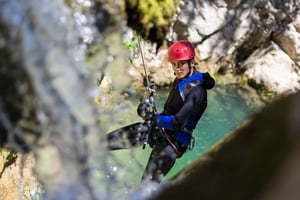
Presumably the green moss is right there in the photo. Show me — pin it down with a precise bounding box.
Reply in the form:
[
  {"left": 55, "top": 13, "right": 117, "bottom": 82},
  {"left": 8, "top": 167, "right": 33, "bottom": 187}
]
[{"left": 125, "top": 0, "right": 179, "bottom": 45}]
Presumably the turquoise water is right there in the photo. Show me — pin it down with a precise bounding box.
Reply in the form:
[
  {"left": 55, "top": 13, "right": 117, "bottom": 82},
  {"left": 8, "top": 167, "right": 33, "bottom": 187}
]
[
  {"left": 165, "top": 84, "right": 263, "bottom": 178},
  {"left": 107, "top": 84, "right": 264, "bottom": 192}
]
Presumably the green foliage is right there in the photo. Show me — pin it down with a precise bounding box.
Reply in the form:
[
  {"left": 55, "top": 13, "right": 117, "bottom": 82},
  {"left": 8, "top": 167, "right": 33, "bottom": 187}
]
[
  {"left": 125, "top": 0, "right": 179, "bottom": 44},
  {"left": 124, "top": 37, "right": 138, "bottom": 54},
  {"left": 123, "top": 35, "right": 139, "bottom": 65}
]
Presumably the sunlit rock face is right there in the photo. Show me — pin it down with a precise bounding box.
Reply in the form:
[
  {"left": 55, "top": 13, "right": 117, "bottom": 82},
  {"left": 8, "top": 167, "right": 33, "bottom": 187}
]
[
  {"left": 132, "top": 0, "right": 300, "bottom": 94},
  {"left": 194, "top": 0, "right": 300, "bottom": 94},
  {"left": 242, "top": 42, "right": 300, "bottom": 94}
]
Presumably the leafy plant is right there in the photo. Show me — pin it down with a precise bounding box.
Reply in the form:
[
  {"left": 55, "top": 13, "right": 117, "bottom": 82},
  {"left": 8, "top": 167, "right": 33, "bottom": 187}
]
[{"left": 123, "top": 35, "right": 139, "bottom": 65}]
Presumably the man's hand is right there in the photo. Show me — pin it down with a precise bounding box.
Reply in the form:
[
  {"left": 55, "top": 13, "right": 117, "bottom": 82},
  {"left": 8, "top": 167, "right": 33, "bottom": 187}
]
[{"left": 137, "top": 97, "right": 154, "bottom": 121}]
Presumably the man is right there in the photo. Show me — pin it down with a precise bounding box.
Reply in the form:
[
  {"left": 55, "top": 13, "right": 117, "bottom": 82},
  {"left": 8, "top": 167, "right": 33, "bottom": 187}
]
[{"left": 106, "top": 40, "right": 215, "bottom": 182}]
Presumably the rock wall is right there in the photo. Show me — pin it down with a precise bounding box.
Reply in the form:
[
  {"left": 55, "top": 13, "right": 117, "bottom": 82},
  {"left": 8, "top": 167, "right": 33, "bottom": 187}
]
[{"left": 132, "top": 0, "right": 300, "bottom": 94}]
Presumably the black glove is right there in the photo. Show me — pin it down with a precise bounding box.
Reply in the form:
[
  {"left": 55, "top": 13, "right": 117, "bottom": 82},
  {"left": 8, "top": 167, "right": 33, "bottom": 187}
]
[{"left": 137, "top": 97, "right": 154, "bottom": 121}]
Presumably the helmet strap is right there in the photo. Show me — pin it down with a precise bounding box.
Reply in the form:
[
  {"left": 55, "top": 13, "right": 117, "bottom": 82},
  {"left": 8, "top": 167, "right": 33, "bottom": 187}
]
[{"left": 187, "top": 59, "right": 194, "bottom": 77}]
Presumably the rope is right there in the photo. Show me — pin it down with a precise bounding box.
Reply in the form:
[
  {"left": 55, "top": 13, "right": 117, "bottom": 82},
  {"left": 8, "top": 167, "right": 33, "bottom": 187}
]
[
  {"left": 136, "top": 33, "right": 150, "bottom": 89},
  {"left": 136, "top": 33, "right": 157, "bottom": 113}
]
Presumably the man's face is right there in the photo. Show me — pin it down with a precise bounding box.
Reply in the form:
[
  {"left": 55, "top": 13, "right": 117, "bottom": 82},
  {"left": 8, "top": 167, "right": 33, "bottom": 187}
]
[{"left": 170, "top": 60, "right": 192, "bottom": 79}]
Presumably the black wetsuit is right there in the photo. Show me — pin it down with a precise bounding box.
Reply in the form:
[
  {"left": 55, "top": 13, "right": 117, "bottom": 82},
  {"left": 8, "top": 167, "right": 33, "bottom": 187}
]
[
  {"left": 106, "top": 71, "right": 215, "bottom": 182},
  {"left": 141, "top": 71, "right": 215, "bottom": 182}
]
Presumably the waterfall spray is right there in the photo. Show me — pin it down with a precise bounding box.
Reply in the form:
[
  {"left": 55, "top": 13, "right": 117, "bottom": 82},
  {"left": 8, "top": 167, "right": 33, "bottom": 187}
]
[{"left": 0, "top": 0, "right": 134, "bottom": 199}]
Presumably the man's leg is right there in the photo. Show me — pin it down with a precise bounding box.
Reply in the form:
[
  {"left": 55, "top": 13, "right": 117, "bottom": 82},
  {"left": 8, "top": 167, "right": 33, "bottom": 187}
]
[
  {"left": 106, "top": 122, "right": 149, "bottom": 150},
  {"left": 141, "top": 141, "right": 178, "bottom": 182}
]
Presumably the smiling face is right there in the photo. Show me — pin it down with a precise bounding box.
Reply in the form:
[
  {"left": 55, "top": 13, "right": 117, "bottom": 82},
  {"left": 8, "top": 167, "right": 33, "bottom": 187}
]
[{"left": 170, "top": 59, "right": 194, "bottom": 79}]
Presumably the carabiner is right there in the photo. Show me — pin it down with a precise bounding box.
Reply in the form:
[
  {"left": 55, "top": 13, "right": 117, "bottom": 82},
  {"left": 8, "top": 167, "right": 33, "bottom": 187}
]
[{"left": 189, "top": 136, "right": 195, "bottom": 150}]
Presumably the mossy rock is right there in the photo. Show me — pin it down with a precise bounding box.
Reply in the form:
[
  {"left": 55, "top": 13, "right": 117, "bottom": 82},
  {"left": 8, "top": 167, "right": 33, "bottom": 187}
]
[{"left": 125, "top": 0, "right": 179, "bottom": 46}]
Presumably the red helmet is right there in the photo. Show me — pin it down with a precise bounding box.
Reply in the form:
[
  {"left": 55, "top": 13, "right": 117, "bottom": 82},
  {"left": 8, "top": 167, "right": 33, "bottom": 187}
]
[{"left": 168, "top": 40, "right": 195, "bottom": 61}]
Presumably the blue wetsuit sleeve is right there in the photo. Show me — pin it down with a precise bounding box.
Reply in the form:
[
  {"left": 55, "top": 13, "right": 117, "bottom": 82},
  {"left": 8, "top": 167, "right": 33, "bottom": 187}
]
[{"left": 157, "top": 115, "right": 175, "bottom": 130}]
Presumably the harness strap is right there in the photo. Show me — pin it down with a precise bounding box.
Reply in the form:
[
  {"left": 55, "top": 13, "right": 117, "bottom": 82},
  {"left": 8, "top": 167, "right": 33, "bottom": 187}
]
[{"left": 161, "top": 128, "right": 182, "bottom": 155}]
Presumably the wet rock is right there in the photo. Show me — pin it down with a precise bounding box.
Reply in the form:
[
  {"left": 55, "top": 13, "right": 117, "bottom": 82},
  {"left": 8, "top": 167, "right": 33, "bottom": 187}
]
[
  {"left": 273, "top": 23, "right": 300, "bottom": 66},
  {"left": 242, "top": 41, "right": 300, "bottom": 94}
]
